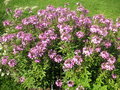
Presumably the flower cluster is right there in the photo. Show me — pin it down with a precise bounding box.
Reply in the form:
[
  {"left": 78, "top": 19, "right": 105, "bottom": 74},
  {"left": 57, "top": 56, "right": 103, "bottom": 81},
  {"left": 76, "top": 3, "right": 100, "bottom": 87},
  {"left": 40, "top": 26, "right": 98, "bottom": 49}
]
[
  {"left": 83, "top": 47, "right": 94, "bottom": 56},
  {"left": 100, "top": 51, "right": 116, "bottom": 70},
  {"left": 55, "top": 80, "right": 74, "bottom": 88},
  {"left": 15, "top": 24, "right": 23, "bottom": 30},
  {"left": 76, "top": 31, "right": 84, "bottom": 39},
  {"left": 67, "top": 80, "right": 74, "bottom": 87},
  {"left": 3, "top": 20, "right": 11, "bottom": 26},
  {"left": 14, "top": 9, "right": 23, "bottom": 18},
  {"left": 22, "top": 15, "right": 39, "bottom": 25},
  {"left": 1, "top": 56, "right": 9, "bottom": 65},
  {"left": 77, "top": 4, "right": 89, "bottom": 15},
  {"left": 13, "top": 45, "right": 24, "bottom": 54},
  {"left": 19, "top": 76, "right": 25, "bottom": 83},
  {"left": 1, "top": 31, "right": 34, "bottom": 46},
  {"left": 55, "top": 79, "right": 63, "bottom": 87},
  {"left": 17, "top": 31, "right": 34, "bottom": 43},
  {"left": 91, "top": 36, "right": 102, "bottom": 44},
  {"left": 63, "top": 53, "right": 83, "bottom": 70},
  {"left": 90, "top": 25, "right": 108, "bottom": 37},
  {"left": 48, "top": 49, "right": 63, "bottom": 63},
  {"left": 1, "top": 56, "right": 17, "bottom": 67},
  {"left": 28, "top": 29, "right": 57, "bottom": 59},
  {"left": 57, "top": 24, "right": 73, "bottom": 42},
  {"left": 1, "top": 34, "right": 16, "bottom": 42}
]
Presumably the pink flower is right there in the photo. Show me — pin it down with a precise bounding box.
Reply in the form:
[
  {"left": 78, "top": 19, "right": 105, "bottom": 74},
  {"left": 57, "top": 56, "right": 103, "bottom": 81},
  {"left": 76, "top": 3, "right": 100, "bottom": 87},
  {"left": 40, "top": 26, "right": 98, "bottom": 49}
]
[
  {"left": 98, "top": 29, "right": 108, "bottom": 37},
  {"left": 91, "top": 36, "right": 102, "bottom": 44},
  {"left": 101, "top": 62, "right": 115, "bottom": 71},
  {"left": 112, "top": 74, "right": 117, "bottom": 79},
  {"left": 19, "top": 77, "right": 25, "bottom": 83},
  {"left": 1, "top": 58, "right": 7, "bottom": 65},
  {"left": 14, "top": 9, "right": 23, "bottom": 18},
  {"left": 93, "top": 14, "right": 105, "bottom": 21},
  {"left": 1, "top": 56, "right": 9, "bottom": 65},
  {"left": 28, "top": 42, "right": 47, "bottom": 59},
  {"left": 22, "top": 18, "right": 30, "bottom": 25},
  {"left": 77, "top": 6, "right": 85, "bottom": 11},
  {"left": 90, "top": 25, "right": 100, "bottom": 33},
  {"left": 28, "top": 29, "right": 57, "bottom": 59},
  {"left": 73, "top": 55, "right": 83, "bottom": 65},
  {"left": 77, "top": 5, "right": 89, "bottom": 14},
  {"left": 67, "top": 80, "right": 74, "bottom": 87},
  {"left": 100, "top": 51, "right": 109, "bottom": 59},
  {"left": 117, "top": 37, "right": 120, "bottom": 40},
  {"left": 46, "top": 5, "right": 55, "bottom": 11},
  {"left": 37, "top": 10, "right": 46, "bottom": 16},
  {"left": 2, "top": 34, "right": 16, "bottom": 42},
  {"left": 104, "top": 42, "right": 111, "bottom": 48},
  {"left": 17, "top": 31, "right": 34, "bottom": 42},
  {"left": 58, "top": 24, "right": 73, "bottom": 34},
  {"left": 74, "top": 50, "right": 81, "bottom": 55},
  {"left": 15, "top": 24, "right": 23, "bottom": 30},
  {"left": 83, "top": 47, "right": 93, "bottom": 56},
  {"left": 54, "top": 55, "right": 63, "bottom": 63},
  {"left": 48, "top": 50, "right": 57, "bottom": 59},
  {"left": 17, "top": 31, "right": 24, "bottom": 38},
  {"left": 58, "top": 17, "right": 67, "bottom": 23},
  {"left": 13, "top": 45, "right": 24, "bottom": 54},
  {"left": 116, "top": 22, "right": 120, "bottom": 28},
  {"left": 95, "top": 47, "right": 101, "bottom": 52},
  {"left": 35, "top": 22, "right": 50, "bottom": 30},
  {"left": 35, "top": 59, "right": 41, "bottom": 63},
  {"left": 63, "top": 59, "right": 75, "bottom": 69},
  {"left": 83, "top": 17, "right": 92, "bottom": 26},
  {"left": 58, "top": 24, "right": 73, "bottom": 42},
  {"left": 3, "top": 20, "right": 11, "bottom": 26},
  {"left": 76, "top": 31, "right": 84, "bottom": 38},
  {"left": 8, "top": 59, "right": 17, "bottom": 67},
  {"left": 117, "top": 46, "right": 120, "bottom": 50},
  {"left": 61, "top": 33, "right": 71, "bottom": 41},
  {"left": 107, "top": 56, "right": 116, "bottom": 64},
  {"left": 55, "top": 79, "right": 62, "bottom": 87},
  {"left": 29, "top": 15, "right": 39, "bottom": 25}
]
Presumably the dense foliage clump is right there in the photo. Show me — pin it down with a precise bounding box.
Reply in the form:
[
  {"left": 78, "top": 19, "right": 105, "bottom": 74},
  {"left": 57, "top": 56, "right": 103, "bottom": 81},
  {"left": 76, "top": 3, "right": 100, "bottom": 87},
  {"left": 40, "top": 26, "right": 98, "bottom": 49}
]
[{"left": 0, "top": 3, "right": 120, "bottom": 90}]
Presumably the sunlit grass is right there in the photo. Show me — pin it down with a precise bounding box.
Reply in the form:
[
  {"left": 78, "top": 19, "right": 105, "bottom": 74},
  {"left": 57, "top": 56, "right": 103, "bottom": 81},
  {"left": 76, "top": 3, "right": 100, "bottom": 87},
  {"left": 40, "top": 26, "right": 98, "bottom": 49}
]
[{"left": 6, "top": 0, "right": 120, "bottom": 19}]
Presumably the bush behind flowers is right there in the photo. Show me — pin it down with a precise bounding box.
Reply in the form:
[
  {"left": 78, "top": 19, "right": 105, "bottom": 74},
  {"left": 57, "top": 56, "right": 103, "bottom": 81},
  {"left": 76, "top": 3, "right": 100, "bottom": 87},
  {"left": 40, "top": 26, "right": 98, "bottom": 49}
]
[{"left": 0, "top": 3, "right": 120, "bottom": 89}]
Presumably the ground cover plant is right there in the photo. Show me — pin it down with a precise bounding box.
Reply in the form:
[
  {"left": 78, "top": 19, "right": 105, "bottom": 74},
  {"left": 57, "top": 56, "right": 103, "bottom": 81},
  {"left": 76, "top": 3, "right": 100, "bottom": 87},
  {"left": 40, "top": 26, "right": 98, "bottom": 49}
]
[{"left": 0, "top": 2, "right": 120, "bottom": 90}]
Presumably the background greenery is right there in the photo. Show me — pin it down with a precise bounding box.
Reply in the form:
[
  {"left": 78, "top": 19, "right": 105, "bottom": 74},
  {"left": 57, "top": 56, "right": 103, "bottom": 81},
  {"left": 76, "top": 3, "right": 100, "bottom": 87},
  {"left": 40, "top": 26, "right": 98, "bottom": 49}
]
[{"left": 2, "top": 0, "right": 120, "bottom": 18}]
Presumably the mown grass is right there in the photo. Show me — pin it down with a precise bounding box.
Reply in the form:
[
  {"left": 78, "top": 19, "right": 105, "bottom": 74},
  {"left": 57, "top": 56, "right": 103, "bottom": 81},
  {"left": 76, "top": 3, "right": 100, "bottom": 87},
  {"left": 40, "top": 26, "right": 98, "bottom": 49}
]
[{"left": 6, "top": 0, "right": 120, "bottom": 19}]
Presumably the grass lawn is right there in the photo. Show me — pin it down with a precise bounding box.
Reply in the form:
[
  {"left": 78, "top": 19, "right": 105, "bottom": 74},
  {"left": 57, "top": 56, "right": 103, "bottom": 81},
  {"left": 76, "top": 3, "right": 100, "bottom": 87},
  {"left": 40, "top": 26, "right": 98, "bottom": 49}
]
[
  {"left": 4, "top": 0, "right": 120, "bottom": 19},
  {"left": 0, "top": 0, "right": 120, "bottom": 22}
]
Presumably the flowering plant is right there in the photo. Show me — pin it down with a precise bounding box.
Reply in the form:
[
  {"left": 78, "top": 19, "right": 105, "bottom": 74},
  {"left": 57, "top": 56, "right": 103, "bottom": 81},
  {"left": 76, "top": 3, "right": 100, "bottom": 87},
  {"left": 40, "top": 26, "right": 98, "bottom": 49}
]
[{"left": 0, "top": 3, "right": 120, "bottom": 89}]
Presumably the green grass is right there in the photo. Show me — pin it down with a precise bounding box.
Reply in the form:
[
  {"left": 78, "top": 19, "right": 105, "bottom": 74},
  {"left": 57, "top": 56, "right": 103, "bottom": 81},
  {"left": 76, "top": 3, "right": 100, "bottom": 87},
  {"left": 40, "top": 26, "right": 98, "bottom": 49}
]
[{"left": 6, "top": 0, "right": 120, "bottom": 19}]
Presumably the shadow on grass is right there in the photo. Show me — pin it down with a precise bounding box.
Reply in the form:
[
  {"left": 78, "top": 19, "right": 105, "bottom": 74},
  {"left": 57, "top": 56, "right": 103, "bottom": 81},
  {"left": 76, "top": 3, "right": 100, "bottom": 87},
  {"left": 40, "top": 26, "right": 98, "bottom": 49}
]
[{"left": 0, "top": 0, "right": 6, "bottom": 36}]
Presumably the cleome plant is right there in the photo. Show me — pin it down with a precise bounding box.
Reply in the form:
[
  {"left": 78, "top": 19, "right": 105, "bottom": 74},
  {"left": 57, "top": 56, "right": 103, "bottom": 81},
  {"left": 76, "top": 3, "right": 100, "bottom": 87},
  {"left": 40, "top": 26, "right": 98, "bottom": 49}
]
[{"left": 0, "top": 3, "right": 120, "bottom": 90}]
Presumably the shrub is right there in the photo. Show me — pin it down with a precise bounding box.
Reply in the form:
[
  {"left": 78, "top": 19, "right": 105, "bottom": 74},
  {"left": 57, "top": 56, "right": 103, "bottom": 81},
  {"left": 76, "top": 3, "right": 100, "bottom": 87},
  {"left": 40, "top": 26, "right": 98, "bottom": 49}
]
[{"left": 0, "top": 3, "right": 120, "bottom": 90}]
